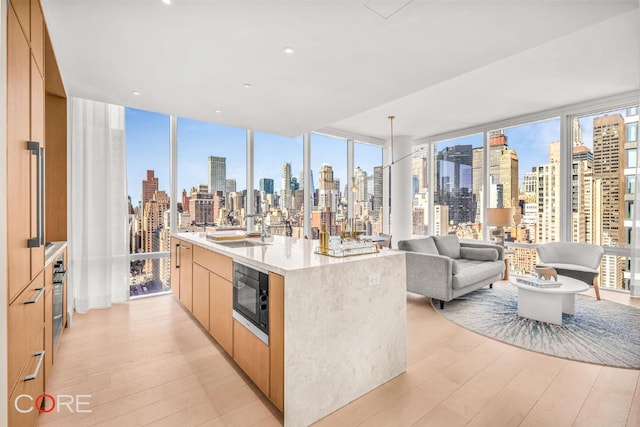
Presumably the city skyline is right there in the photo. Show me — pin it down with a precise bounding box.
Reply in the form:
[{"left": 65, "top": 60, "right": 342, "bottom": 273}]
[{"left": 126, "top": 108, "right": 383, "bottom": 206}]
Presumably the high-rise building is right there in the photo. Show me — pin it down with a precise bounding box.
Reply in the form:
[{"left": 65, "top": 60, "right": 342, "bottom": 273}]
[
  {"left": 143, "top": 190, "right": 169, "bottom": 254},
  {"left": 535, "top": 141, "right": 561, "bottom": 243},
  {"left": 373, "top": 166, "right": 383, "bottom": 220},
  {"left": 259, "top": 178, "right": 274, "bottom": 194},
  {"left": 142, "top": 170, "right": 158, "bottom": 213},
  {"left": 225, "top": 179, "right": 236, "bottom": 194},
  {"left": 489, "top": 130, "right": 518, "bottom": 209},
  {"left": 189, "top": 184, "right": 214, "bottom": 225},
  {"left": 208, "top": 156, "right": 226, "bottom": 195},
  {"left": 572, "top": 117, "right": 584, "bottom": 147},
  {"left": 280, "top": 162, "right": 292, "bottom": 211},
  {"left": 572, "top": 145, "right": 594, "bottom": 243},
  {"left": 181, "top": 189, "right": 190, "bottom": 213},
  {"left": 593, "top": 114, "right": 626, "bottom": 289},
  {"left": 435, "top": 144, "right": 475, "bottom": 225},
  {"left": 353, "top": 166, "right": 368, "bottom": 216},
  {"left": 318, "top": 164, "right": 338, "bottom": 211},
  {"left": 412, "top": 155, "right": 428, "bottom": 193}
]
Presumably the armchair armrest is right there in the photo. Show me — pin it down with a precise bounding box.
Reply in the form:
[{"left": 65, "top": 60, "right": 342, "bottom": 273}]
[
  {"left": 404, "top": 251, "right": 453, "bottom": 302},
  {"left": 460, "top": 240, "right": 504, "bottom": 260}
]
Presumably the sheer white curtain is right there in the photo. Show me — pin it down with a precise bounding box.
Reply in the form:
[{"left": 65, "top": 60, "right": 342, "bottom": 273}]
[{"left": 68, "top": 98, "right": 129, "bottom": 314}]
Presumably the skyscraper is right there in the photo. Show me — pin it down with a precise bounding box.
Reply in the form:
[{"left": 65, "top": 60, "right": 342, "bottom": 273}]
[
  {"left": 593, "top": 114, "right": 626, "bottom": 288},
  {"left": 142, "top": 170, "right": 158, "bottom": 213},
  {"left": 225, "top": 179, "right": 236, "bottom": 194},
  {"left": 373, "top": 166, "right": 383, "bottom": 220},
  {"left": 259, "top": 178, "right": 274, "bottom": 194},
  {"left": 208, "top": 156, "right": 226, "bottom": 195},
  {"left": 280, "top": 162, "right": 292, "bottom": 211},
  {"left": 435, "top": 144, "right": 475, "bottom": 225},
  {"left": 489, "top": 130, "right": 518, "bottom": 209},
  {"left": 143, "top": 190, "right": 169, "bottom": 254}
]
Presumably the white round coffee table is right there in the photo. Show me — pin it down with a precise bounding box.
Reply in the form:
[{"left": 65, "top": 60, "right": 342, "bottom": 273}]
[{"left": 509, "top": 275, "right": 589, "bottom": 325}]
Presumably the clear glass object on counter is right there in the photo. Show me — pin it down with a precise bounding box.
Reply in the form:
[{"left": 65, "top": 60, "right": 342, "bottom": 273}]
[{"left": 315, "top": 237, "right": 378, "bottom": 257}]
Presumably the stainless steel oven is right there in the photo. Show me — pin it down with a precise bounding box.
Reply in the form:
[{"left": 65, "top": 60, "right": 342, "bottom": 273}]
[
  {"left": 52, "top": 254, "right": 66, "bottom": 347},
  {"left": 232, "top": 261, "right": 269, "bottom": 345}
]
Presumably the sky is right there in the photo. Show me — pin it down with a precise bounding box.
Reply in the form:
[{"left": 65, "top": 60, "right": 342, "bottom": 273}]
[
  {"left": 126, "top": 107, "right": 629, "bottom": 205},
  {"left": 126, "top": 108, "right": 383, "bottom": 205}
]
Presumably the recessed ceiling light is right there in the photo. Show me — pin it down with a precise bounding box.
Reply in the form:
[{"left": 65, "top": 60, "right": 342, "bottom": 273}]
[
  {"left": 132, "top": 91, "right": 141, "bottom": 96},
  {"left": 215, "top": 110, "right": 222, "bottom": 114},
  {"left": 162, "top": 0, "right": 172, "bottom": 5},
  {"left": 243, "top": 83, "right": 252, "bottom": 89},
  {"left": 283, "top": 47, "right": 295, "bottom": 54}
]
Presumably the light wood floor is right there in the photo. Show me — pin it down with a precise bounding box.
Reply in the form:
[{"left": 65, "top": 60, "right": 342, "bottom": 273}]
[{"left": 38, "top": 283, "right": 640, "bottom": 427}]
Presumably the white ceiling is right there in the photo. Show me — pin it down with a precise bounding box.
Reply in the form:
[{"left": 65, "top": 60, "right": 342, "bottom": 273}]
[{"left": 42, "top": 0, "right": 640, "bottom": 142}]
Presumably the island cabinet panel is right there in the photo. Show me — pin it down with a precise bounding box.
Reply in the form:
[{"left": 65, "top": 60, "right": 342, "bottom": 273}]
[
  {"left": 192, "top": 263, "right": 210, "bottom": 328},
  {"left": 209, "top": 272, "right": 233, "bottom": 355},
  {"left": 233, "top": 320, "right": 270, "bottom": 396},
  {"left": 269, "top": 272, "right": 284, "bottom": 411},
  {"left": 170, "top": 238, "right": 180, "bottom": 298},
  {"left": 178, "top": 242, "right": 193, "bottom": 311},
  {"left": 193, "top": 245, "right": 233, "bottom": 282}
]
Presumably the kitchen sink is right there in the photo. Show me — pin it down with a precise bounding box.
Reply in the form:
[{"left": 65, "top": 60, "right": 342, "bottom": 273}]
[{"left": 215, "top": 239, "right": 270, "bottom": 248}]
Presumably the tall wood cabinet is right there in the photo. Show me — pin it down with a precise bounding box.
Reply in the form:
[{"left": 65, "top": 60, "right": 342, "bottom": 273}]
[{"left": 6, "top": 1, "right": 67, "bottom": 425}]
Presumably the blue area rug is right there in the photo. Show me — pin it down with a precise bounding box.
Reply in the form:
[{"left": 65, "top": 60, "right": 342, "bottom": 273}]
[{"left": 432, "top": 285, "right": 640, "bottom": 369}]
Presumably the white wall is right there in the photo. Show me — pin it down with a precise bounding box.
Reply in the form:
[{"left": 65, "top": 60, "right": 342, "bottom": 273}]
[{"left": 1, "top": 0, "right": 10, "bottom": 424}]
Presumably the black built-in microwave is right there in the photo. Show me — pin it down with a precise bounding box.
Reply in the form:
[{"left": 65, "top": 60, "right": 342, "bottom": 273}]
[{"left": 233, "top": 261, "right": 269, "bottom": 340}]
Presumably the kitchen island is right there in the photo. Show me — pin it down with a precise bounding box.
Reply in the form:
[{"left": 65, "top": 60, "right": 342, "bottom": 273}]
[{"left": 173, "top": 232, "right": 407, "bottom": 427}]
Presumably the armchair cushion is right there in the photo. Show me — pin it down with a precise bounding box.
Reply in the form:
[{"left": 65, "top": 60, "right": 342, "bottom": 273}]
[
  {"left": 433, "top": 235, "right": 461, "bottom": 259},
  {"left": 398, "top": 236, "right": 438, "bottom": 255},
  {"left": 460, "top": 247, "right": 498, "bottom": 262}
]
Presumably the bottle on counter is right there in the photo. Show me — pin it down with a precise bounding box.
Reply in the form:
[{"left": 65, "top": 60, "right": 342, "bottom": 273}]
[{"left": 320, "top": 223, "right": 329, "bottom": 254}]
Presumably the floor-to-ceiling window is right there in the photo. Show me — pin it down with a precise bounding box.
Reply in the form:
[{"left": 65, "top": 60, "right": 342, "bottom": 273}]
[
  {"left": 354, "top": 141, "right": 384, "bottom": 235},
  {"left": 125, "top": 107, "right": 171, "bottom": 297},
  {"left": 411, "top": 144, "right": 430, "bottom": 236},
  {"left": 489, "top": 118, "right": 560, "bottom": 275},
  {"left": 571, "top": 105, "right": 639, "bottom": 290},
  {"left": 310, "top": 134, "right": 347, "bottom": 237},
  {"left": 254, "top": 132, "right": 303, "bottom": 237},
  {"left": 433, "top": 134, "right": 483, "bottom": 239},
  {"left": 176, "top": 118, "right": 246, "bottom": 231}
]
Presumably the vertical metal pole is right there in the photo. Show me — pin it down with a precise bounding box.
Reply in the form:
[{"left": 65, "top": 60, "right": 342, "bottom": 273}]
[
  {"left": 169, "top": 115, "right": 178, "bottom": 234},
  {"left": 382, "top": 147, "right": 390, "bottom": 233},
  {"left": 559, "top": 112, "right": 571, "bottom": 242},
  {"left": 246, "top": 129, "right": 255, "bottom": 231},
  {"left": 303, "top": 133, "right": 312, "bottom": 238},
  {"left": 482, "top": 129, "right": 490, "bottom": 241},
  {"left": 347, "top": 139, "right": 354, "bottom": 220}
]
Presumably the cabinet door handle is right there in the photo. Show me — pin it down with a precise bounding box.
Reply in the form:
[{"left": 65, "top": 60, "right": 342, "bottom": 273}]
[
  {"left": 27, "top": 141, "right": 44, "bottom": 248},
  {"left": 24, "top": 350, "right": 45, "bottom": 381},
  {"left": 175, "top": 243, "right": 180, "bottom": 269},
  {"left": 24, "top": 287, "right": 45, "bottom": 304}
]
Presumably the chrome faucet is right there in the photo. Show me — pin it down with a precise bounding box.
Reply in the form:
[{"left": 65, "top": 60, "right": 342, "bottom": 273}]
[{"left": 244, "top": 213, "right": 269, "bottom": 242}]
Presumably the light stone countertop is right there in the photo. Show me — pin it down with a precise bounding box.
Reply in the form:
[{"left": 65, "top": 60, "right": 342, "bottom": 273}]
[
  {"left": 45, "top": 241, "right": 67, "bottom": 266},
  {"left": 174, "top": 232, "right": 403, "bottom": 276}
]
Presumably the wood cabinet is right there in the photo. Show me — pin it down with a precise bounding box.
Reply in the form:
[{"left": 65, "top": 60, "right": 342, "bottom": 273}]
[
  {"left": 30, "top": 0, "right": 44, "bottom": 76},
  {"left": 269, "top": 272, "right": 285, "bottom": 411},
  {"left": 209, "top": 271, "right": 233, "bottom": 355},
  {"left": 7, "top": 4, "right": 33, "bottom": 303},
  {"left": 8, "top": 270, "right": 45, "bottom": 397},
  {"left": 8, "top": 329, "right": 45, "bottom": 427},
  {"left": 170, "top": 237, "right": 180, "bottom": 299},
  {"left": 192, "top": 263, "right": 210, "bottom": 328},
  {"left": 233, "top": 319, "right": 270, "bottom": 396},
  {"left": 178, "top": 242, "right": 193, "bottom": 311},
  {"left": 10, "top": 0, "right": 30, "bottom": 40}
]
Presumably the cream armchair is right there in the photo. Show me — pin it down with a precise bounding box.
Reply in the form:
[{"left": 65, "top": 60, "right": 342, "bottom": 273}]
[{"left": 536, "top": 242, "right": 604, "bottom": 300}]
